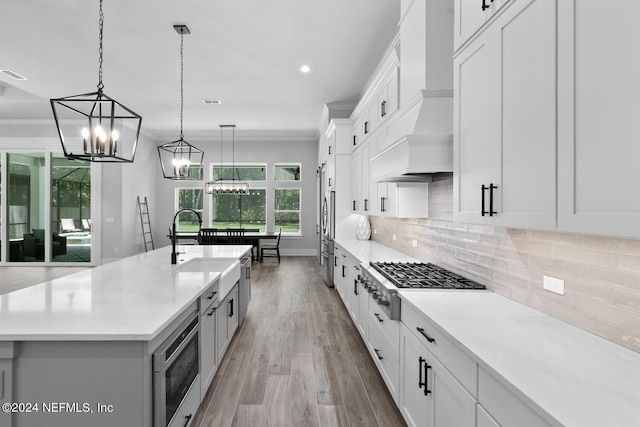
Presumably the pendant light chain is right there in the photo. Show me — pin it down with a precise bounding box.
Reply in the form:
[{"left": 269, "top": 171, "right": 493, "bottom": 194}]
[
  {"left": 179, "top": 29, "right": 185, "bottom": 139},
  {"left": 97, "top": 0, "right": 104, "bottom": 92}
]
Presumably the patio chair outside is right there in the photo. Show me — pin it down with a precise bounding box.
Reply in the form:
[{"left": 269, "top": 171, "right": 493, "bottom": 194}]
[{"left": 60, "top": 218, "right": 81, "bottom": 233}]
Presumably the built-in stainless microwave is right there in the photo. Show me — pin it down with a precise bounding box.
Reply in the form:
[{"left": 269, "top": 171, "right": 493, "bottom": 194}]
[{"left": 153, "top": 311, "right": 200, "bottom": 427}]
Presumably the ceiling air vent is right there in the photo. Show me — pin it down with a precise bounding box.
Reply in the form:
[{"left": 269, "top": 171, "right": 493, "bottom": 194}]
[
  {"left": 202, "top": 99, "right": 221, "bottom": 105},
  {"left": 1, "top": 69, "right": 27, "bottom": 80}
]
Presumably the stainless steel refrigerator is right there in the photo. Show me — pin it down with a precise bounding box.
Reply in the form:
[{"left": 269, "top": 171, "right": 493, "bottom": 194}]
[{"left": 321, "top": 190, "right": 335, "bottom": 287}]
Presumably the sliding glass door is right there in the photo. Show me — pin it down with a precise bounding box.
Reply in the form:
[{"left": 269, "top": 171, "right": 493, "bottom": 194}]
[{"left": 2, "top": 151, "right": 93, "bottom": 264}]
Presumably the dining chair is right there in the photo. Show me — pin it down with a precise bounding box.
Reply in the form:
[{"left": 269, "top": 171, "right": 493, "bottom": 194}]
[
  {"left": 198, "top": 228, "right": 220, "bottom": 245},
  {"left": 260, "top": 228, "right": 281, "bottom": 263},
  {"left": 226, "top": 228, "right": 246, "bottom": 245}
]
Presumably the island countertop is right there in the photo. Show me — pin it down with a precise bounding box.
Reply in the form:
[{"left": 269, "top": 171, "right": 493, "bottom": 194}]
[{"left": 0, "top": 245, "right": 252, "bottom": 341}]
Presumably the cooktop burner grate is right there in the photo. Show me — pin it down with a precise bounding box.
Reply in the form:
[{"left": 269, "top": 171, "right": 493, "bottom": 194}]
[{"left": 369, "top": 262, "right": 486, "bottom": 290}]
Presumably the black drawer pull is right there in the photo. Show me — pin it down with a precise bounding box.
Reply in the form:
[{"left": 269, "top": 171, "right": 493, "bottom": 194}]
[
  {"left": 374, "top": 313, "right": 384, "bottom": 323},
  {"left": 418, "top": 356, "right": 426, "bottom": 391},
  {"left": 489, "top": 183, "right": 498, "bottom": 216},
  {"left": 207, "top": 291, "right": 217, "bottom": 300},
  {"left": 374, "top": 348, "right": 383, "bottom": 360},
  {"left": 481, "top": 0, "right": 493, "bottom": 11},
  {"left": 183, "top": 414, "right": 193, "bottom": 427},
  {"left": 424, "top": 363, "right": 432, "bottom": 395},
  {"left": 416, "top": 327, "right": 435, "bottom": 343},
  {"left": 207, "top": 307, "right": 216, "bottom": 317}
]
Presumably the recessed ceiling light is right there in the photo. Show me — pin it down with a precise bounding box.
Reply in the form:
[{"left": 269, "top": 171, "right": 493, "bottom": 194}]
[
  {"left": 1, "top": 69, "right": 27, "bottom": 80},
  {"left": 300, "top": 65, "right": 311, "bottom": 73},
  {"left": 203, "top": 99, "right": 221, "bottom": 105}
]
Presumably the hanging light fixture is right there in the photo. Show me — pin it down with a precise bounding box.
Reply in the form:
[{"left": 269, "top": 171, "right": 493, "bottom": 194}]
[
  {"left": 50, "top": 0, "right": 142, "bottom": 163},
  {"left": 157, "top": 24, "right": 204, "bottom": 180},
  {"left": 205, "top": 125, "right": 249, "bottom": 194}
]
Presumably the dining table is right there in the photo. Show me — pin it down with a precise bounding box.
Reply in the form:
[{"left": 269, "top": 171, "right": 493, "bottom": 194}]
[{"left": 168, "top": 229, "right": 279, "bottom": 261}]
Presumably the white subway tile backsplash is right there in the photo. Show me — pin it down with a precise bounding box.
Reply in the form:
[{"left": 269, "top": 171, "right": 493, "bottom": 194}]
[{"left": 369, "top": 178, "right": 640, "bottom": 353}]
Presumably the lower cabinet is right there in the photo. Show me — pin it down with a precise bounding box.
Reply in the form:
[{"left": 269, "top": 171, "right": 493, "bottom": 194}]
[
  {"left": 216, "top": 283, "right": 239, "bottom": 364},
  {"left": 200, "top": 300, "right": 218, "bottom": 396},
  {"left": 399, "top": 323, "right": 476, "bottom": 427}
]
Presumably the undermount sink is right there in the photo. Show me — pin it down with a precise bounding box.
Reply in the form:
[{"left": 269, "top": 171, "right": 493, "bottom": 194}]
[{"left": 177, "top": 259, "right": 241, "bottom": 290}]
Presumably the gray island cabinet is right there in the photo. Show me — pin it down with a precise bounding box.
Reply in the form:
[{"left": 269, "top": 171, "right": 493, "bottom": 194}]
[{"left": 0, "top": 245, "right": 252, "bottom": 427}]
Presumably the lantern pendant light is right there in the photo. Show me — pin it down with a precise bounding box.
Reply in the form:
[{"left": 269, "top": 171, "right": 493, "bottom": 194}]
[
  {"left": 205, "top": 125, "right": 249, "bottom": 194},
  {"left": 50, "top": 0, "right": 142, "bottom": 163},
  {"left": 157, "top": 24, "right": 204, "bottom": 180}
]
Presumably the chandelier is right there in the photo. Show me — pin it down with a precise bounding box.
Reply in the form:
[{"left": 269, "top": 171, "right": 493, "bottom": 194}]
[
  {"left": 157, "top": 24, "right": 204, "bottom": 180},
  {"left": 205, "top": 125, "right": 249, "bottom": 194},
  {"left": 50, "top": 0, "right": 142, "bottom": 163}
]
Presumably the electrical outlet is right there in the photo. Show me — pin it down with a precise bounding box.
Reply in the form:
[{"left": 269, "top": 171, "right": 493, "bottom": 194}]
[
  {"left": 392, "top": 234, "right": 397, "bottom": 241},
  {"left": 543, "top": 275, "right": 564, "bottom": 295},
  {"left": 412, "top": 239, "right": 418, "bottom": 247}
]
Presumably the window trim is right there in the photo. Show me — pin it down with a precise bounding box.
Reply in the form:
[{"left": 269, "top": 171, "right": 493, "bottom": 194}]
[
  {"left": 174, "top": 187, "right": 204, "bottom": 232},
  {"left": 210, "top": 162, "right": 268, "bottom": 182}
]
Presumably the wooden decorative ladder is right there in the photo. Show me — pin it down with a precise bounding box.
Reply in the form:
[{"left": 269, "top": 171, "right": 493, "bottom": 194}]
[{"left": 137, "top": 196, "right": 155, "bottom": 252}]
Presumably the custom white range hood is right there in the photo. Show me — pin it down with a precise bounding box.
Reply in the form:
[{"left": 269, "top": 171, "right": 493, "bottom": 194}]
[{"left": 371, "top": 0, "right": 454, "bottom": 183}]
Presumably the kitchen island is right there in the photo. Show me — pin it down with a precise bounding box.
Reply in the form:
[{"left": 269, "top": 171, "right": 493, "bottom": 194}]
[{"left": 0, "top": 244, "right": 252, "bottom": 427}]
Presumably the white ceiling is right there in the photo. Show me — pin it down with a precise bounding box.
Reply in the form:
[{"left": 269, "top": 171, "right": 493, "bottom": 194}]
[{"left": 0, "top": 0, "right": 400, "bottom": 141}]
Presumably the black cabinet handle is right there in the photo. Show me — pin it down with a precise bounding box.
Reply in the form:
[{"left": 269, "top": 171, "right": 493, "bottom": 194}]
[
  {"left": 418, "top": 356, "right": 426, "bottom": 391},
  {"left": 342, "top": 265, "right": 346, "bottom": 278},
  {"left": 416, "top": 327, "right": 436, "bottom": 343},
  {"left": 364, "top": 121, "right": 369, "bottom": 134},
  {"left": 381, "top": 197, "right": 386, "bottom": 212},
  {"left": 374, "top": 348, "right": 383, "bottom": 360},
  {"left": 246, "top": 268, "right": 250, "bottom": 280},
  {"left": 207, "top": 291, "right": 217, "bottom": 300},
  {"left": 207, "top": 307, "right": 216, "bottom": 317},
  {"left": 374, "top": 313, "right": 384, "bottom": 323},
  {"left": 353, "top": 200, "right": 357, "bottom": 211},
  {"left": 381, "top": 100, "right": 387, "bottom": 117},
  {"left": 228, "top": 299, "right": 234, "bottom": 317},
  {"left": 353, "top": 135, "right": 357, "bottom": 146},
  {"left": 328, "top": 145, "right": 332, "bottom": 155},
  {"left": 482, "top": 0, "right": 493, "bottom": 11},
  {"left": 481, "top": 184, "right": 488, "bottom": 216},
  {"left": 489, "top": 183, "right": 498, "bottom": 216},
  {"left": 328, "top": 178, "right": 332, "bottom": 187},
  {"left": 334, "top": 256, "right": 338, "bottom": 267},
  {"left": 364, "top": 199, "right": 369, "bottom": 211},
  {"left": 183, "top": 414, "right": 193, "bottom": 427},
  {"left": 424, "top": 362, "right": 432, "bottom": 395},
  {"left": 354, "top": 279, "right": 358, "bottom": 295}
]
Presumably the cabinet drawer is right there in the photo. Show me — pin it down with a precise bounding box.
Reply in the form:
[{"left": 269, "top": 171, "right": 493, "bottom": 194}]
[
  {"left": 199, "top": 284, "right": 219, "bottom": 313},
  {"left": 367, "top": 320, "right": 400, "bottom": 401},
  {"left": 368, "top": 304, "right": 400, "bottom": 360},
  {"left": 478, "top": 367, "right": 553, "bottom": 427},
  {"left": 401, "top": 302, "right": 477, "bottom": 397}
]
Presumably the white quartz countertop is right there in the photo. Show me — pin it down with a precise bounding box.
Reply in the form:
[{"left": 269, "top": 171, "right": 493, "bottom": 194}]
[
  {"left": 399, "top": 291, "right": 640, "bottom": 427},
  {"left": 334, "top": 235, "right": 419, "bottom": 264},
  {"left": 0, "top": 245, "right": 252, "bottom": 341}
]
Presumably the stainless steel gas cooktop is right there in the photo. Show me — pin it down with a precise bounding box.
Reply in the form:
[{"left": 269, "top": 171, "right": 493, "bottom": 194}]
[{"left": 368, "top": 262, "right": 486, "bottom": 290}]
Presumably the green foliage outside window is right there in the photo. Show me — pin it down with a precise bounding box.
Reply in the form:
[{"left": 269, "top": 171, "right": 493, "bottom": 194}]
[{"left": 275, "top": 189, "right": 300, "bottom": 233}]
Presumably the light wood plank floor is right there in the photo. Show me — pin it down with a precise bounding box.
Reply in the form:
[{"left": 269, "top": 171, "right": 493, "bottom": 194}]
[{"left": 193, "top": 257, "right": 407, "bottom": 427}]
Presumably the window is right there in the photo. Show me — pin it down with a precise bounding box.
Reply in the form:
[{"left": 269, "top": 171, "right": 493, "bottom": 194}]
[
  {"left": 212, "top": 164, "right": 266, "bottom": 181},
  {"left": 274, "top": 188, "right": 301, "bottom": 234},
  {"left": 211, "top": 189, "right": 266, "bottom": 231},
  {"left": 176, "top": 188, "right": 203, "bottom": 231},
  {"left": 274, "top": 164, "right": 301, "bottom": 181}
]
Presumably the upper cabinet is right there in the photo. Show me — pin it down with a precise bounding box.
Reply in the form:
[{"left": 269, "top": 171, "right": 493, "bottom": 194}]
[
  {"left": 454, "top": 0, "right": 513, "bottom": 51},
  {"left": 454, "top": 0, "right": 557, "bottom": 230},
  {"left": 557, "top": 1, "right": 640, "bottom": 238},
  {"left": 454, "top": 0, "right": 640, "bottom": 239}
]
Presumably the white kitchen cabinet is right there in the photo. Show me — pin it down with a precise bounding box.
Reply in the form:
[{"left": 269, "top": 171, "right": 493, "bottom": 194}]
[
  {"left": 478, "top": 366, "right": 553, "bottom": 427},
  {"left": 199, "top": 283, "right": 218, "bottom": 396},
  {"left": 399, "top": 323, "right": 476, "bottom": 427},
  {"left": 477, "top": 404, "right": 500, "bottom": 427},
  {"left": 350, "top": 143, "right": 372, "bottom": 214},
  {"left": 453, "top": 0, "right": 556, "bottom": 230},
  {"left": 557, "top": 1, "right": 640, "bottom": 238},
  {"left": 454, "top": 0, "right": 513, "bottom": 51},
  {"left": 216, "top": 283, "right": 238, "bottom": 363},
  {"left": 356, "top": 279, "right": 369, "bottom": 341},
  {"left": 0, "top": 346, "right": 13, "bottom": 427},
  {"left": 378, "top": 182, "right": 428, "bottom": 218},
  {"left": 368, "top": 314, "right": 400, "bottom": 402}
]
